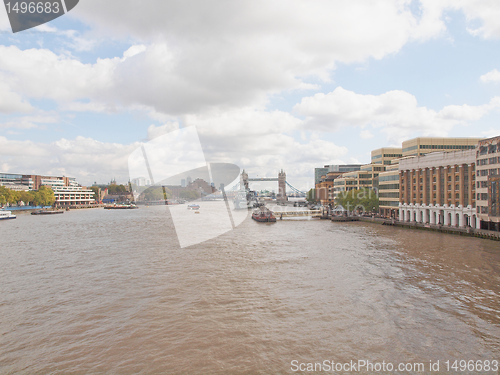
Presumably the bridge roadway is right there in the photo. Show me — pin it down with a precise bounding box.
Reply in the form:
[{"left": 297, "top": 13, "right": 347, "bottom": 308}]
[{"left": 247, "top": 178, "right": 279, "bottom": 182}]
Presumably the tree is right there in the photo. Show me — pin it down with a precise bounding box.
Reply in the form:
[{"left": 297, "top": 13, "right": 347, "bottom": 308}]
[
  {"left": 89, "top": 186, "right": 100, "bottom": 201},
  {"left": 179, "top": 190, "right": 200, "bottom": 200},
  {"left": 336, "top": 188, "right": 379, "bottom": 214},
  {"left": 306, "top": 188, "right": 316, "bottom": 202},
  {"left": 37, "top": 186, "right": 56, "bottom": 206},
  {"left": 141, "top": 186, "right": 171, "bottom": 201},
  {"left": 107, "top": 184, "right": 127, "bottom": 194}
]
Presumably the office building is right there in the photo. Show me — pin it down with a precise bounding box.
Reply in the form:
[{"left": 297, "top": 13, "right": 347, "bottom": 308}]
[
  {"left": 371, "top": 147, "right": 402, "bottom": 165},
  {"left": 399, "top": 150, "right": 478, "bottom": 228},
  {"left": 378, "top": 160, "right": 400, "bottom": 218},
  {"left": 402, "top": 137, "right": 480, "bottom": 157},
  {"left": 476, "top": 135, "right": 500, "bottom": 231},
  {"left": 0, "top": 173, "right": 95, "bottom": 207}
]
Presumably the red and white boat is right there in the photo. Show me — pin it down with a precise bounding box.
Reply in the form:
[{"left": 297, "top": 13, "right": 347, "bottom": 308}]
[{"left": 251, "top": 207, "right": 276, "bottom": 223}]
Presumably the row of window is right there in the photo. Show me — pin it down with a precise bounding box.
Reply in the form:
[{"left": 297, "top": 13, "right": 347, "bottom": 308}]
[
  {"left": 372, "top": 153, "right": 402, "bottom": 159},
  {"left": 477, "top": 169, "right": 500, "bottom": 177},
  {"left": 477, "top": 193, "right": 488, "bottom": 201},
  {"left": 379, "top": 200, "right": 400, "bottom": 207},
  {"left": 419, "top": 144, "right": 476, "bottom": 150},
  {"left": 477, "top": 156, "right": 500, "bottom": 166},
  {"left": 478, "top": 143, "right": 500, "bottom": 156},
  {"left": 379, "top": 192, "right": 399, "bottom": 198},
  {"left": 411, "top": 192, "right": 461, "bottom": 199},
  {"left": 379, "top": 174, "right": 399, "bottom": 182},
  {"left": 378, "top": 183, "right": 399, "bottom": 190},
  {"left": 402, "top": 175, "right": 464, "bottom": 184},
  {"left": 403, "top": 144, "right": 475, "bottom": 153}
]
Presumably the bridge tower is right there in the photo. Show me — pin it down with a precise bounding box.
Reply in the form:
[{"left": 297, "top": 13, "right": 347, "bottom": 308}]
[
  {"left": 278, "top": 169, "right": 287, "bottom": 202},
  {"left": 241, "top": 169, "right": 249, "bottom": 191}
]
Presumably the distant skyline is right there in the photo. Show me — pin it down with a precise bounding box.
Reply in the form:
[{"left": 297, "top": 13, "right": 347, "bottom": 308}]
[{"left": 1, "top": 1, "right": 500, "bottom": 189}]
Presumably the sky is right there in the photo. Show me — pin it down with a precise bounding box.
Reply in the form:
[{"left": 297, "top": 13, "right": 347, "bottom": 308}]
[{"left": 1, "top": 0, "right": 500, "bottom": 190}]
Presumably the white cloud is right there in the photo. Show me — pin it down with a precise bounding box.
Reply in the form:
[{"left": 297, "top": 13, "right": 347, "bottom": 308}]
[
  {"left": 2, "top": 0, "right": 498, "bottom": 122},
  {"left": 480, "top": 69, "right": 500, "bottom": 83},
  {"left": 0, "top": 80, "right": 33, "bottom": 114},
  {"left": 0, "top": 136, "right": 139, "bottom": 185},
  {"left": 0, "top": 112, "right": 59, "bottom": 129},
  {"left": 360, "top": 130, "right": 374, "bottom": 139},
  {"left": 294, "top": 87, "right": 500, "bottom": 143},
  {"left": 147, "top": 122, "right": 181, "bottom": 140},
  {"left": 0, "top": 0, "right": 453, "bottom": 119},
  {"left": 416, "top": 0, "right": 500, "bottom": 39}
]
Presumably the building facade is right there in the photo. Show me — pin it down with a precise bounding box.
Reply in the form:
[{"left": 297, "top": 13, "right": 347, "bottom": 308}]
[
  {"left": 0, "top": 173, "right": 95, "bottom": 207},
  {"left": 378, "top": 160, "right": 400, "bottom": 218},
  {"left": 399, "top": 150, "right": 478, "bottom": 228},
  {"left": 402, "top": 137, "right": 480, "bottom": 157},
  {"left": 371, "top": 147, "right": 402, "bottom": 165},
  {"left": 476, "top": 136, "right": 500, "bottom": 231}
]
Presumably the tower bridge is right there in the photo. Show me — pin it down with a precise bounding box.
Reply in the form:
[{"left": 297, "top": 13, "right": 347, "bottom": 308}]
[{"left": 240, "top": 169, "right": 304, "bottom": 202}]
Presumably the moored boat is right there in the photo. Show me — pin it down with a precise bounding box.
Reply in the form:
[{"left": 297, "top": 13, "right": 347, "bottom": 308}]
[
  {"left": 31, "top": 210, "right": 64, "bottom": 215},
  {"left": 0, "top": 210, "right": 17, "bottom": 220},
  {"left": 252, "top": 207, "right": 276, "bottom": 223},
  {"left": 104, "top": 204, "right": 138, "bottom": 209}
]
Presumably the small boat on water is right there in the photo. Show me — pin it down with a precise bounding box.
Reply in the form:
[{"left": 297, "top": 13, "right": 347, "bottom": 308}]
[
  {"left": 252, "top": 207, "right": 276, "bottom": 223},
  {"left": 104, "top": 204, "right": 138, "bottom": 210},
  {"left": 0, "top": 210, "right": 17, "bottom": 220},
  {"left": 31, "top": 210, "right": 64, "bottom": 215},
  {"left": 187, "top": 204, "right": 200, "bottom": 210}
]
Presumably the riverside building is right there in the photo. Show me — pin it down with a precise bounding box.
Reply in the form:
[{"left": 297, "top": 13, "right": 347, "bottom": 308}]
[
  {"left": 378, "top": 159, "right": 400, "bottom": 218},
  {"left": 371, "top": 147, "right": 402, "bottom": 165},
  {"left": 315, "top": 164, "right": 362, "bottom": 205},
  {"left": 402, "top": 137, "right": 480, "bottom": 157},
  {"left": 0, "top": 173, "right": 95, "bottom": 207},
  {"left": 399, "top": 149, "right": 478, "bottom": 228},
  {"left": 476, "top": 135, "right": 500, "bottom": 231},
  {"left": 332, "top": 163, "right": 385, "bottom": 200}
]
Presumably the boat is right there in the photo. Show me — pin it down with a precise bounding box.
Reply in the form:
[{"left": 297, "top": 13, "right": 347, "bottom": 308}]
[
  {"left": 0, "top": 210, "right": 17, "bottom": 220},
  {"left": 31, "top": 210, "right": 64, "bottom": 215},
  {"left": 187, "top": 204, "right": 200, "bottom": 210},
  {"left": 252, "top": 207, "right": 276, "bottom": 223},
  {"left": 104, "top": 204, "right": 138, "bottom": 209},
  {"left": 233, "top": 190, "right": 259, "bottom": 210}
]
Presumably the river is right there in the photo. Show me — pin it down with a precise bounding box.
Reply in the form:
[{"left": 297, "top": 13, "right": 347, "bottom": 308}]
[{"left": 0, "top": 205, "right": 499, "bottom": 374}]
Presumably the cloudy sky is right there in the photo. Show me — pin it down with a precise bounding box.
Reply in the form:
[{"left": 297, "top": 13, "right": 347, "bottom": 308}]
[{"left": 1, "top": 0, "right": 500, "bottom": 190}]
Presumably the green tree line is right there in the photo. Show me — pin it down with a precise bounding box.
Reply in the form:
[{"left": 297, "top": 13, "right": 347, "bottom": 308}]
[
  {"left": 335, "top": 188, "right": 379, "bottom": 213},
  {"left": 0, "top": 186, "right": 56, "bottom": 207}
]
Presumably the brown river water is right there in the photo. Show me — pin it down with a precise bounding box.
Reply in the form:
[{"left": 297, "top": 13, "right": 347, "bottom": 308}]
[{"left": 0, "top": 205, "right": 499, "bottom": 374}]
